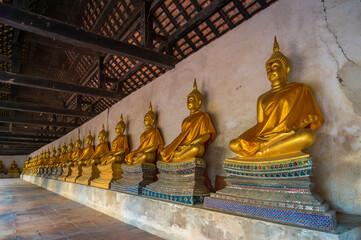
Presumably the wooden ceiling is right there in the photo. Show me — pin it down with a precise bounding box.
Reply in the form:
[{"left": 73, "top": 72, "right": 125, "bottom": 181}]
[{"left": 0, "top": 0, "right": 278, "bottom": 155}]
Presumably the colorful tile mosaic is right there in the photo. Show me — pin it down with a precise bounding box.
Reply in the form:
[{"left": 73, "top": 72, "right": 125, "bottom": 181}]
[
  {"left": 143, "top": 158, "right": 210, "bottom": 205},
  {"left": 111, "top": 163, "right": 156, "bottom": 195},
  {"left": 204, "top": 153, "right": 337, "bottom": 230},
  {"left": 204, "top": 197, "right": 336, "bottom": 230}
]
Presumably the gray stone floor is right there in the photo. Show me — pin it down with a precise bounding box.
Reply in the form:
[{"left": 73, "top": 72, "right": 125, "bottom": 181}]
[{"left": 0, "top": 179, "right": 163, "bottom": 240}]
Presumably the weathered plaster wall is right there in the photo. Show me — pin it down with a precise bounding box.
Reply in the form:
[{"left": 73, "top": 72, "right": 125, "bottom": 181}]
[
  {"left": 0, "top": 155, "right": 27, "bottom": 171},
  {"left": 30, "top": 0, "right": 361, "bottom": 215}
]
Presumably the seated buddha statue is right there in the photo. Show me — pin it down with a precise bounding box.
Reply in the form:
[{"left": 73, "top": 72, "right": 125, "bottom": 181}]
[
  {"left": 57, "top": 143, "right": 68, "bottom": 167},
  {"left": 160, "top": 80, "right": 217, "bottom": 162},
  {"left": 85, "top": 125, "right": 110, "bottom": 166},
  {"left": 229, "top": 37, "right": 324, "bottom": 158},
  {"left": 125, "top": 103, "right": 164, "bottom": 165},
  {"left": 71, "top": 136, "right": 83, "bottom": 166},
  {"left": 76, "top": 131, "right": 95, "bottom": 166},
  {"left": 91, "top": 115, "right": 130, "bottom": 189},
  {"left": 100, "top": 115, "right": 129, "bottom": 165},
  {"left": 62, "top": 140, "right": 74, "bottom": 167},
  {"left": 66, "top": 136, "right": 85, "bottom": 183},
  {"left": 7, "top": 161, "right": 19, "bottom": 175}
]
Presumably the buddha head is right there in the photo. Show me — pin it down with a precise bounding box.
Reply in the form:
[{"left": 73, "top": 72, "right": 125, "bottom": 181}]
[
  {"left": 75, "top": 135, "right": 82, "bottom": 149},
  {"left": 85, "top": 131, "right": 93, "bottom": 146},
  {"left": 51, "top": 148, "right": 56, "bottom": 157},
  {"left": 187, "top": 79, "right": 203, "bottom": 113},
  {"left": 265, "top": 36, "right": 290, "bottom": 85},
  {"left": 116, "top": 114, "right": 126, "bottom": 135},
  {"left": 46, "top": 150, "right": 50, "bottom": 158},
  {"left": 144, "top": 103, "right": 156, "bottom": 128},
  {"left": 61, "top": 143, "right": 67, "bottom": 154},
  {"left": 67, "top": 140, "right": 74, "bottom": 152},
  {"left": 98, "top": 125, "right": 107, "bottom": 142}
]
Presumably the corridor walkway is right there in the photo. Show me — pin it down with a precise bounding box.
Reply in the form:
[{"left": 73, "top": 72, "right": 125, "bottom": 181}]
[{"left": 0, "top": 179, "right": 163, "bottom": 240}]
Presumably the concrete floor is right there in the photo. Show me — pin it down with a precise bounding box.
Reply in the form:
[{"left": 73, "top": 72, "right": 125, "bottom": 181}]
[{"left": 0, "top": 179, "right": 163, "bottom": 240}]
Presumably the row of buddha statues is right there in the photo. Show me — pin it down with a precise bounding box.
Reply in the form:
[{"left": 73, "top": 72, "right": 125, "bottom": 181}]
[
  {"left": 21, "top": 37, "right": 335, "bottom": 230},
  {"left": 0, "top": 160, "right": 20, "bottom": 177}
]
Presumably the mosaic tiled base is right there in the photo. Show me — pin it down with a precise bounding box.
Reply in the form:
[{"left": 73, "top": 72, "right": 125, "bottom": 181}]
[
  {"left": 91, "top": 163, "right": 122, "bottom": 189},
  {"left": 204, "top": 197, "right": 336, "bottom": 230},
  {"left": 58, "top": 166, "right": 71, "bottom": 181},
  {"left": 48, "top": 168, "right": 62, "bottom": 180},
  {"left": 204, "top": 153, "right": 337, "bottom": 230},
  {"left": 42, "top": 168, "right": 52, "bottom": 178},
  {"left": 37, "top": 168, "right": 45, "bottom": 177},
  {"left": 0, "top": 172, "right": 6, "bottom": 178},
  {"left": 143, "top": 158, "right": 210, "bottom": 205},
  {"left": 111, "top": 163, "right": 156, "bottom": 195}
]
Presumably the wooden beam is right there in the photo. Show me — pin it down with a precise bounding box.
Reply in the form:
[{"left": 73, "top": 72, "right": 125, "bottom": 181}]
[
  {"left": 23, "top": 32, "right": 102, "bottom": 57},
  {"left": 0, "top": 3, "right": 179, "bottom": 69},
  {"left": 0, "top": 72, "right": 123, "bottom": 100},
  {"left": 117, "top": 0, "right": 229, "bottom": 86},
  {"left": 141, "top": 0, "right": 153, "bottom": 48},
  {"left": 0, "top": 88, "right": 11, "bottom": 94},
  {"left": 0, "top": 125, "right": 63, "bottom": 136},
  {"left": 0, "top": 138, "right": 51, "bottom": 144},
  {"left": 0, "top": 132, "right": 58, "bottom": 141},
  {"left": 0, "top": 116, "right": 77, "bottom": 128},
  {"left": 0, "top": 100, "right": 97, "bottom": 118}
]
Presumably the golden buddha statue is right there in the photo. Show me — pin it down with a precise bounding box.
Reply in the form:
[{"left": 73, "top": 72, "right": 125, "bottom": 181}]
[
  {"left": 125, "top": 103, "right": 164, "bottom": 165},
  {"left": 76, "top": 131, "right": 95, "bottom": 166},
  {"left": 160, "top": 80, "right": 216, "bottom": 162},
  {"left": 85, "top": 125, "right": 109, "bottom": 166},
  {"left": 100, "top": 115, "right": 129, "bottom": 165},
  {"left": 71, "top": 136, "right": 83, "bottom": 166},
  {"left": 7, "top": 161, "right": 20, "bottom": 176},
  {"left": 77, "top": 127, "right": 109, "bottom": 185},
  {"left": 66, "top": 136, "right": 85, "bottom": 183},
  {"left": 53, "top": 146, "right": 62, "bottom": 167},
  {"left": 63, "top": 140, "right": 74, "bottom": 166},
  {"left": 58, "top": 143, "right": 68, "bottom": 167},
  {"left": 58, "top": 140, "right": 74, "bottom": 181},
  {"left": 229, "top": 37, "right": 324, "bottom": 158},
  {"left": 91, "top": 115, "right": 130, "bottom": 189}
]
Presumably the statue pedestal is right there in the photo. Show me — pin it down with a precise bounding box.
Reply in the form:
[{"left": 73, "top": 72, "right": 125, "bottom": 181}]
[
  {"left": 0, "top": 170, "right": 6, "bottom": 178},
  {"left": 49, "top": 167, "right": 62, "bottom": 180},
  {"left": 142, "top": 158, "right": 210, "bottom": 205},
  {"left": 37, "top": 168, "right": 45, "bottom": 177},
  {"left": 90, "top": 163, "right": 122, "bottom": 189},
  {"left": 204, "top": 152, "right": 337, "bottom": 230},
  {"left": 76, "top": 165, "right": 100, "bottom": 185},
  {"left": 7, "top": 169, "right": 20, "bottom": 178},
  {"left": 111, "top": 163, "right": 156, "bottom": 195},
  {"left": 42, "top": 167, "right": 53, "bottom": 178},
  {"left": 66, "top": 165, "right": 82, "bottom": 183},
  {"left": 58, "top": 165, "right": 71, "bottom": 181}
]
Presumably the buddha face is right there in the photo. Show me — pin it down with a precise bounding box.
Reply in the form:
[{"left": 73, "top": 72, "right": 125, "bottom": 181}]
[
  {"left": 144, "top": 114, "right": 155, "bottom": 128},
  {"left": 67, "top": 144, "right": 73, "bottom": 151},
  {"left": 266, "top": 59, "right": 289, "bottom": 84},
  {"left": 115, "top": 123, "right": 125, "bottom": 135},
  {"left": 85, "top": 136, "right": 93, "bottom": 146},
  {"left": 75, "top": 140, "right": 81, "bottom": 148},
  {"left": 98, "top": 132, "right": 106, "bottom": 142},
  {"left": 187, "top": 95, "right": 201, "bottom": 112}
]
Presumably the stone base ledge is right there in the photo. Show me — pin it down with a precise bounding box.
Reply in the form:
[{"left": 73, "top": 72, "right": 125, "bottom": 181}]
[{"left": 22, "top": 175, "right": 361, "bottom": 240}]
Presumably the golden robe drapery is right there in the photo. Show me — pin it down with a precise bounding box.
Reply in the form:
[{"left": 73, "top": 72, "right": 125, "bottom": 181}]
[
  {"left": 237, "top": 82, "right": 324, "bottom": 156},
  {"left": 125, "top": 127, "right": 164, "bottom": 164},
  {"left": 161, "top": 111, "right": 217, "bottom": 162},
  {"left": 101, "top": 135, "right": 129, "bottom": 164}
]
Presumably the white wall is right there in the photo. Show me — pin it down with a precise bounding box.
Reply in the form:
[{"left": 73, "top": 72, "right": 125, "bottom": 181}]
[
  {"left": 29, "top": 0, "right": 361, "bottom": 215},
  {"left": 0, "top": 155, "right": 27, "bottom": 171}
]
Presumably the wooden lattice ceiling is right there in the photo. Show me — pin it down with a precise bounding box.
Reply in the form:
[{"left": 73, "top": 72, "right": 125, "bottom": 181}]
[{"left": 0, "top": 0, "right": 278, "bottom": 155}]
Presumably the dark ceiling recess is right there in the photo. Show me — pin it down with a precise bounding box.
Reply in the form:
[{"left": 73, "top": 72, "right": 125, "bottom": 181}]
[{"left": 0, "top": 0, "right": 277, "bottom": 155}]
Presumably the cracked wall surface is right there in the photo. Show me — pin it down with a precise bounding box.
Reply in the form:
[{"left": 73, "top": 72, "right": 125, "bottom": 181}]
[{"left": 29, "top": 0, "right": 361, "bottom": 215}]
